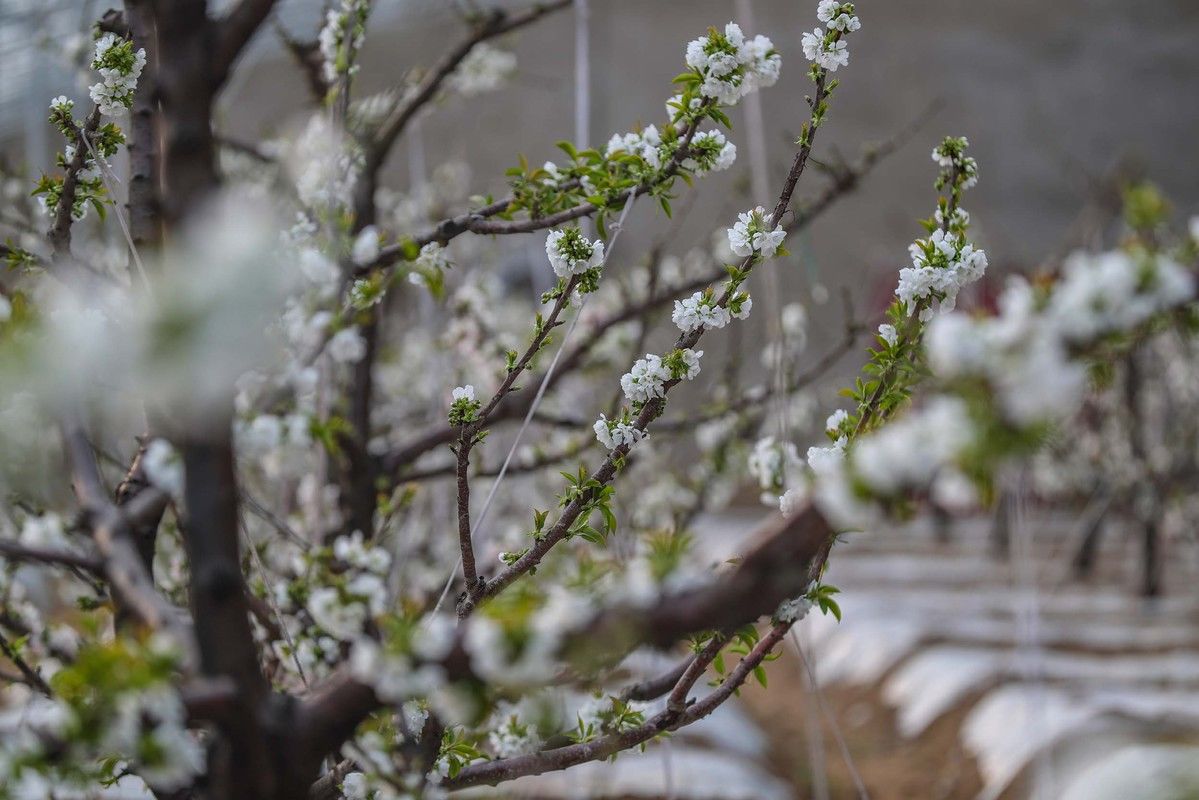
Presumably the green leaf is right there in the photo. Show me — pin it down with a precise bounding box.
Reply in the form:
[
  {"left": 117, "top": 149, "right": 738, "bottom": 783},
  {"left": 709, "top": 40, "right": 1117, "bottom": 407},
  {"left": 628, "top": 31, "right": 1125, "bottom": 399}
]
[
  {"left": 556, "top": 140, "right": 579, "bottom": 160},
  {"left": 753, "top": 665, "right": 768, "bottom": 688},
  {"left": 820, "top": 596, "right": 842, "bottom": 621},
  {"left": 600, "top": 504, "right": 618, "bottom": 537}
]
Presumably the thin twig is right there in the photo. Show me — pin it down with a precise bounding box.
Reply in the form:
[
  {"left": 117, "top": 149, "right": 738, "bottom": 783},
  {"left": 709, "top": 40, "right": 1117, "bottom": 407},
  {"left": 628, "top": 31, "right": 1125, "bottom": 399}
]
[
  {"left": 443, "top": 625, "right": 787, "bottom": 789},
  {"left": 0, "top": 628, "right": 54, "bottom": 695},
  {"left": 46, "top": 108, "right": 101, "bottom": 258},
  {"left": 479, "top": 74, "right": 834, "bottom": 602},
  {"left": 380, "top": 107, "right": 908, "bottom": 479},
  {"left": 0, "top": 539, "right": 103, "bottom": 573}
]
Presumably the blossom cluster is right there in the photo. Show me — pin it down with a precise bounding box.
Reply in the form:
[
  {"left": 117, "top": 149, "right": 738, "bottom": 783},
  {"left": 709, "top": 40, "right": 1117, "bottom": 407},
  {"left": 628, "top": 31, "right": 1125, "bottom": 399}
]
[
  {"left": 786, "top": 234, "right": 1197, "bottom": 533},
  {"left": 662, "top": 347, "right": 704, "bottom": 381},
  {"left": 673, "top": 291, "right": 729, "bottom": 333},
  {"left": 448, "top": 384, "right": 481, "bottom": 426},
  {"left": 775, "top": 593, "right": 815, "bottom": 624},
  {"left": 405, "top": 242, "right": 453, "bottom": 296},
  {"left": 895, "top": 228, "right": 989, "bottom": 320},
  {"left": 684, "top": 130, "right": 738, "bottom": 173},
  {"left": 599, "top": 347, "right": 705, "bottom": 451},
  {"left": 487, "top": 702, "right": 544, "bottom": 759},
  {"left": 290, "top": 115, "right": 364, "bottom": 211},
  {"left": 623, "top": 349, "right": 699, "bottom": 404},
  {"left": 877, "top": 323, "right": 898, "bottom": 346},
  {"left": 619, "top": 353, "right": 671, "bottom": 405},
  {"left": 605, "top": 125, "right": 736, "bottom": 176},
  {"left": 1, "top": 637, "right": 204, "bottom": 794},
  {"left": 37, "top": 87, "right": 127, "bottom": 220},
  {"left": 672, "top": 289, "right": 751, "bottom": 333},
  {"left": 605, "top": 127, "right": 664, "bottom": 168},
  {"left": 801, "top": 2, "right": 861, "bottom": 73},
  {"left": 684, "top": 23, "right": 781, "bottom": 106},
  {"left": 818, "top": 0, "right": 862, "bottom": 32},
  {"left": 890, "top": 137, "right": 988, "bottom": 320},
  {"left": 545, "top": 228, "right": 605, "bottom": 278},
  {"left": 89, "top": 33, "right": 146, "bottom": 117},
  {"left": 932, "top": 135, "right": 979, "bottom": 191},
  {"left": 803, "top": 409, "right": 851, "bottom": 476},
  {"left": 727, "top": 206, "right": 787, "bottom": 259},
  {"left": 319, "top": 0, "right": 371, "bottom": 84},
  {"left": 747, "top": 436, "right": 800, "bottom": 501},
  {"left": 594, "top": 412, "right": 645, "bottom": 450},
  {"left": 927, "top": 250, "right": 1193, "bottom": 425},
  {"left": 805, "top": 434, "right": 847, "bottom": 477},
  {"left": 448, "top": 43, "right": 517, "bottom": 96},
  {"left": 349, "top": 616, "right": 454, "bottom": 703}
]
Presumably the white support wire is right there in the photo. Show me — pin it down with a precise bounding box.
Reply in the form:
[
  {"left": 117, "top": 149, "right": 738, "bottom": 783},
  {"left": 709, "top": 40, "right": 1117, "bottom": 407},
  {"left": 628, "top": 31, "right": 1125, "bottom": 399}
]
[
  {"left": 661, "top": 737, "right": 675, "bottom": 800},
  {"left": 1010, "top": 470, "right": 1055, "bottom": 800},
  {"left": 797, "top": 625, "right": 832, "bottom": 800},
  {"left": 430, "top": 0, "right": 607, "bottom": 616},
  {"left": 740, "top": 1, "right": 864, "bottom": 791},
  {"left": 574, "top": 0, "right": 593, "bottom": 245},
  {"left": 732, "top": 0, "right": 861, "bottom": 793},
  {"left": 733, "top": 0, "right": 789, "bottom": 444},
  {"left": 77, "top": 130, "right": 154, "bottom": 297},
  {"left": 732, "top": 0, "right": 770, "bottom": 210},
  {"left": 244, "top": 517, "right": 310, "bottom": 687},
  {"left": 791, "top": 627, "right": 871, "bottom": 800},
  {"left": 430, "top": 194, "right": 640, "bottom": 616},
  {"left": 574, "top": 0, "right": 591, "bottom": 150}
]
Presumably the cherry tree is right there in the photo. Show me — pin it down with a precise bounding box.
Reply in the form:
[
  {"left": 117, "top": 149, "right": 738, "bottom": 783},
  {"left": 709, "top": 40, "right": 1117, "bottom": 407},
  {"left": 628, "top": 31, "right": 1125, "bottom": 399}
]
[{"left": 0, "top": 1, "right": 1196, "bottom": 799}]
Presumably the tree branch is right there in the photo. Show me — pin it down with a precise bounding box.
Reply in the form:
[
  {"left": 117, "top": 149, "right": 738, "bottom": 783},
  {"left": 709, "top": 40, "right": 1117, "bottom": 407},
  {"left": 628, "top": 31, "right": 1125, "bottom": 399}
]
[
  {"left": 0, "top": 539, "right": 103, "bottom": 573},
  {"left": 123, "top": 0, "right": 162, "bottom": 249},
  {"left": 178, "top": 427, "right": 279, "bottom": 798},
  {"left": 561, "top": 505, "right": 832, "bottom": 664},
  {"left": 210, "top": 0, "right": 280, "bottom": 87},
  {"left": 454, "top": 429, "right": 479, "bottom": 595},
  {"left": 62, "top": 425, "right": 189, "bottom": 645},
  {"left": 0, "top": 628, "right": 53, "bottom": 696},
  {"left": 443, "top": 622, "right": 787, "bottom": 789},
  {"left": 360, "top": 104, "right": 705, "bottom": 277},
  {"left": 466, "top": 74, "right": 832, "bottom": 608},
  {"left": 369, "top": 1, "right": 571, "bottom": 179},
  {"left": 353, "top": 1, "right": 571, "bottom": 223},
  {"left": 618, "top": 655, "right": 692, "bottom": 703},
  {"left": 295, "top": 503, "right": 831, "bottom": 775},
  {"left": 380, "top": 115, "right": 898, "bottom": 480},
  {"left": 274, "top": 21, "right": 329, "bottom": 103},
  {"left": 46, "top": 108, "right": 101, "bottom": 259}
]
